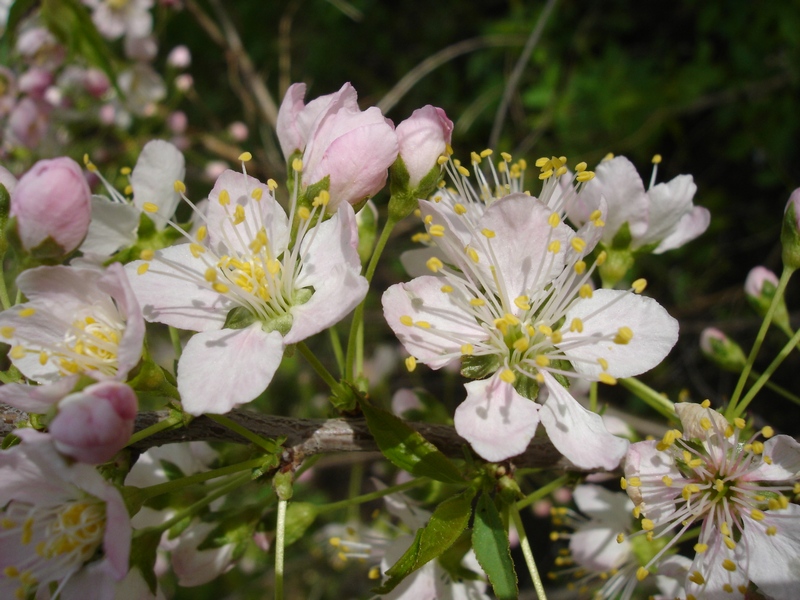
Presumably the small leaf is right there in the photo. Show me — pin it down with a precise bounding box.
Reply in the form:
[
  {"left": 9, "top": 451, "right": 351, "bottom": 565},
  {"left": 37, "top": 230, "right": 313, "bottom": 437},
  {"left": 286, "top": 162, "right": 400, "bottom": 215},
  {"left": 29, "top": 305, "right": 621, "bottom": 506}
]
[
  {"left": 282, "top": 502, "right": 318, "bottom": 547},
  {"left": 375, "top": 486, "right": 476, "bottom": 594},
  {"left": 472, "top": 494, "right": 518, "bottom": 599},
  {"left": 130, "top": 530, "right": 163, "bottom": 594},
  {"left": 360, "top": 400, "right": 464, "bottom": 484}
]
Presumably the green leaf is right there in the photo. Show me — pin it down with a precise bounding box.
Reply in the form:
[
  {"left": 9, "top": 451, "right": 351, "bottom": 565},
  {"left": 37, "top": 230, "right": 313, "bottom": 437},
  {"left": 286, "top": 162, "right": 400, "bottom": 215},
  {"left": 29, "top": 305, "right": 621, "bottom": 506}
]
[
  {"left": 375, "top": 486, "right": 476, "bottom": 594},
  {"left": 460, "top": 353, "right": 502, "bottom": 380},
  {"left": 360, "top": 400, "right": 464, "bottom": 484},
  {"left": 282, "top": 502, "right": 318, "bottom": 547},
  {"left": 130, "top": 530, "right": 163, "bottom": 594},
  {"left": 472, "top": 494, "right": 518, "bottom": 599},
  {"left": 1, "top": 0, "right": 39, "bottom": 56}
]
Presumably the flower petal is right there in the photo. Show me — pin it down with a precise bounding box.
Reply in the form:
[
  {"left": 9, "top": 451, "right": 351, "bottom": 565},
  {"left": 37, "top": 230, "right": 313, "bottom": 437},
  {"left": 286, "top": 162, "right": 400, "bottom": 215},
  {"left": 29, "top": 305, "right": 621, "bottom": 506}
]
[
  {"left": 539, "top": 372, "right": 628, "bottom": 470},
  {"left": 177, "top": 324, "right": 284, "bottom": 415},
  {"left": 653, "top": 205, "right": 711, "bottom": 254},
  {"left": 0, "top": 376, "right": 78, "bottom": 413},
  {"left": 740, "top": 505, "right": 800, "bottom": 600},
  {"left": 747, "top": 435, "right": 800, "bottom": 482},
  {"left": 81, "top": 195, "right": 139, "bottom": 256},
  {"left": 636, "top": 174, "right": 698, "bottom": 248},
  {"left": 623, "top": 440, "right": 686, "bottom": 523},
  {"left": 453, "top": 375, "right": 540, "bottom": 462},
  {"left": 560, "top": 289, "right": 678, "bottom": 379},
  {"left": 131, "top": 140, "right": 185, "bottom": 230}
]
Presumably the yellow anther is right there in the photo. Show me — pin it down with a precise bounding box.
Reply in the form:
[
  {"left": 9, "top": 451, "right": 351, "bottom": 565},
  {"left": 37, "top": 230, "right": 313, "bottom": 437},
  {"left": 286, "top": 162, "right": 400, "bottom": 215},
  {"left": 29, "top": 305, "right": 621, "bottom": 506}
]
[
  {"left": 400, "top": 315, "right": 414, "bottom": 326},
  {"left": 579, "top": 284, "right": 593, "bottom": 299},
  {"left": 173, "top": 180, "right": 186, "bottom": 194},
  {"left": 499, "top": 368, "right": 516, "bottom": 383},
  {"left": 722, "top": 559, "right": 736, "bottom": 572},
  {"left": 411, "top": 233, "right": 431, "bottom": 243},
  {"left": 751, "top": 509, "right": 765, "bottom": 521},
  {"left": 538, "top": 324, "right": 553, "bottom": 337},
  {"left": 461, "top": 344, "right": 474, "bottom": 355},
  {"left": 19, "top": 307, "right": 36, "bottom": 317},
  {"left": 233, "top": 204, "right": 246, "bottom": 225},
  {"left": 570, "top": 318, "right": 583, "bottom": 333},
  {"left": 548, "top": 240, "right": 561, "bottom": 253},
  {"left": 688, "top": 571, "right": 705, "bottom": 585},
  {"left": 142, "top": 202, "right": 159, "bottom": 213},
  {"left": 574, "top": 260, "right": 586, "bottom": 274},
  {"left": 632, "top": 279, "right": 647, "bottom": 293},
  {"left": 595, "top": 251, "right": 607, "bottom": 266},
  {"left": 212, "top": 283, "right": 229, "bottom": 294},
  {"left": 575, "top": 171, "right": 595, "bottom": 182},
  {"left": 0, "top": 326, "right": 14, "bottom": 338},
  {"left": 426, "top": 257, "right": 444, "bottom": 273},
  {"left": 470, "top": 151, "right": 481, "bottom": 164},
  {"left": 470, "top": 298, "right": 485, "bottom": 307},
  {"left": 751, "top": 441, "right": 764, "bottom": 454},
  {"left": 267, "top": 179, "right": 278, "bottom": 192},
  {"left": 439, "top": 285, "right": 453, "bottom": 294},
  {"left": 466, "top": 246, "right": 479, "bottom": 263},
  {"left": 599, "top": 373, "right": 617, "bottom": 385},
  {"left": 761, "top": 426, "right": 775, "bottom": 438},
  {"left": 136, "top": 263, "right": 150, "bottom": 275},
  {"left": 662, "top": 475, "right": 673, "bottom": 487},
  {"left": 481, "top": 228, "right": 496, "bottom": 238},
  {"left": 503, "top": 312, "right": 520, "bottom": 326},
  {"left": 620, "top": 477, "right": 628, "bottom": 490},
  {"left": 555, "top": 166, "right": 568, "bottom": 177},
  {"left": 700, "top": 417, "right": 712, "bottom": 431},
  {"left": 423, "top": 215, "right": 434, "bottom": 225},
  {"left": 571, "top": 238, "right": 586, "bottom": 253},
  {"left": 500, "top": 152, "right": 512, "bottom": 162},
  {"left": 405, "top": 356, "right": 417, "bottom": 372},
  {"left": 513, "top": 338, "right": 529, "bottom": 353},
  {"left": 436, "top": 155, "right": 448, "bottom": 166},
  {"left": 636, "top": 567, "right": 649, "bottom": 582},
  {"left": 454, "top": 203, "right": 467, "bottom": 215},
  {"left": 514, "top": 296, "right": 530, "bottom": 310},
  {"left": 38, "top": 350, "right": 48, "bottom": 365},
  {"left": 767, "top": 525, "right": 778, "bottom": 536},
  {"left": 414, "top": 321, "right": 431, "bottom": 329},
  {"left": 196, "top": 225, "right": 208, "bottom": 242},
  {"left": 652, "top": 154, "right": 662, "bottom": 164},
  {"left": 457, "top": 165, "right": 470, "bottom": 177},
  {"left": 204, "top": 268, "right": 217, "bottom": 282},
  {"left": 535, "top": 354, "right": 550, "bottom": 367},
  {"left": 189, "top": 243, "right": 205, "bottom": 258},
  {"left": 547, "top": 212, "right": 560, "bottom": 228},
  {"left": 119, "top": 166, "right": 131, "bottom": 176},
  {"left": 267, "top": 259, "right": 281, "bottom": 275},
  {"left": 535, "top": 157, "right": 549, "bottom": 168},
  {"left": 614, "top": 327, "right": 633, "bottom": 345},
  {"left": 539, "top": 169, "right": 553, "bottom": 180},
  {"left": 292, "top": 158, "right": 303, "bottom": 172},
  {"left": 720, "top": 521, "right": 731, "bottom": 536},
  {"left": 298, "top": 206, "right": 311, "bottom": 220},
  {"left": 701, "top": 399, "right": 711, "bottom": 408},
  {"left": 139, "top": 249, "right": 155, "bottom": 261},
  {"left": 238, "top": 151, "right": 252, "bottom": 162},
  {"left": 616, "top": 533, "right": 625, "bottom": 544}
]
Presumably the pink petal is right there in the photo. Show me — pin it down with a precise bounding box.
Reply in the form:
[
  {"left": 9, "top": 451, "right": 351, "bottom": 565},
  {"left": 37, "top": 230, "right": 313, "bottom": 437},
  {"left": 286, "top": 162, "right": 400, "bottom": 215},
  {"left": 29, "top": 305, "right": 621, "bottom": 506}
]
[
  {"left": 539, "top": 372, "right": 628, "bottom": 470},
  {"left": 177, "top": 325, "right": 284, "bottom": 415},
  {"left": 747, "top": 435, "right": 800, "bottom": 482},
  {"left": 453, "top": 375, "right": 541, "bottom": 462}
]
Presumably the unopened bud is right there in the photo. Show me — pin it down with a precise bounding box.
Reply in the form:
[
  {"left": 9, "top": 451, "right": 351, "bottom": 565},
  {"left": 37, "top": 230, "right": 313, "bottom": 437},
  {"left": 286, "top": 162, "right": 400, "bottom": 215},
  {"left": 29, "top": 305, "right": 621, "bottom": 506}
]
[
  {"left": 700, "top": 328, "right": 746, "bottom": 372},
  {"left": 781, "top": 188, "right": 800, "bottom": 271},
  {"left": 745, "top": 266, "right": 791, "bottom": 333}
]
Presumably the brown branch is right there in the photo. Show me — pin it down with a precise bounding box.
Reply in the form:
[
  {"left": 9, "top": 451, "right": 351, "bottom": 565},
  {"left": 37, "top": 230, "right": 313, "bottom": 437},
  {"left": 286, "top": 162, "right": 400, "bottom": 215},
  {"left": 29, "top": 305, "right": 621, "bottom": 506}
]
[{"left": 1, "top": 403, "right": 577, "bottom": 471}]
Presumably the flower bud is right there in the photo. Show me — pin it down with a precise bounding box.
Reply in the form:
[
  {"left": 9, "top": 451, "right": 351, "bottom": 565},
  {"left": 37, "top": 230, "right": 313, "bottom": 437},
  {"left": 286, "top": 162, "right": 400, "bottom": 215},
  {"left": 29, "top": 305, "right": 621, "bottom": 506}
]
[
  {"left": 167, "top": 45, "right": 192, "bottom": 69},
  {"left": 699, "top": 327, "right": 746, "bottom": 372},
  {"left": 744, "top": 266, "right": 791, "bottom": 334},
  {"left": 9, "top": 156, "right": 91, "bottom": 258},
  {"left": 49, "top": 381, "right": 138, "bottom": 464},
  {"left": 82, "top": 68, "right": 111, "bottom": 98},
  {"left": 781, "top": 188, "right": 800, "bottom": 271},
  {"left": 18, "top": 68, "right": 53, "bottom": 100}
]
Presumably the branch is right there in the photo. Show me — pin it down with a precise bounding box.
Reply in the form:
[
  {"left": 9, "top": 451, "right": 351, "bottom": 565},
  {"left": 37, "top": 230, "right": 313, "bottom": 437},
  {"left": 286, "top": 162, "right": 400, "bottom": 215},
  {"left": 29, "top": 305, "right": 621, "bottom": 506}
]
[{"left": 0, "top": 403, "right": 577, "bottom": 471}]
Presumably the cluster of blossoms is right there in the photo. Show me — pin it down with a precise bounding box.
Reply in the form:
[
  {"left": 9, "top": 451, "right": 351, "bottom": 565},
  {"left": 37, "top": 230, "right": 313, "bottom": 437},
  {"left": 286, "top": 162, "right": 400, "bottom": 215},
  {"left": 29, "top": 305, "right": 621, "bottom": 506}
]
[{"left": 622, "top": 401, "right": 800, "bottom": 599}]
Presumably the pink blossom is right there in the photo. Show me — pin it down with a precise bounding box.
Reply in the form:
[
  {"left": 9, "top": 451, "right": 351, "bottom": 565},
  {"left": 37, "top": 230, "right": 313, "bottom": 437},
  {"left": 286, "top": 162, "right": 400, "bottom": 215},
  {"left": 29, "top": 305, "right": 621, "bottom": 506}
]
[
  {"left": 166, "top": 45, "right": 191, "bottom": 68},
  {"left": 0, "top": 429, "right": 131, "bottom": 600},
  {"left": 49, "top": 381, "right": 139, "bottom": 464},
  {"left": 7, "top": 97, "right": 49, "bottom": 149},
  {"left": 83, "top": 68, "right": 111, "bottom": 97},
  {"left": 10, "top": 156, "right": 91, "bottom": 255},
  {"left": 18, "top": 67, "right": 52, "bottom": 100},
  {"left": 395, "top": 105, "right": 453, "bottom": 189},
  {"left": 277, "top": 82, "right": 398, "bottom": 211},
  {"left": 16, "top": 27, "right": 65, "bottom": 70}
]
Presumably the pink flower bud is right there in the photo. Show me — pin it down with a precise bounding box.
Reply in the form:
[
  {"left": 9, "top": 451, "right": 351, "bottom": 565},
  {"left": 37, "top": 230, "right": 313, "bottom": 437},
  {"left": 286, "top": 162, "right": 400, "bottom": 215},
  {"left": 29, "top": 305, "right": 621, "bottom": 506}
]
[
  {"left": 83, "top": 68, "right": 111, "bottom": 98},
  {"left": 699, "top": 327, "right": 746, "bottom": 372},
  {"left": 395, "top": 105, "right": 453, "bottom": 189},
  {"left": 8, "top": 97, "right": 49, "bottom": 149},
  {"left": 18, "top": 68, "right": 53, "bottom": 100},
  {"left": 11, "top": 156, "right": 92, "bottom": 255},
  {"left": 227, "top": 120, "right": 248, "bottom": 141},
  {"left": 175, "top": 73, "right": 193, "bottom": 92},
  {"left": 284, "top": 83, "right": 398, "bottom": 210},
  {"left": 49, "top": 381, "right": 138, "bottom": 464},
  {"left": 167, "top": 45, "right": 192, "bottom": 69},
  {"left": 168, "top": 110, "right": 188, "bottom": 134},
  {"left": 744, "top": 266, "right": 779, "bottom": 299}
]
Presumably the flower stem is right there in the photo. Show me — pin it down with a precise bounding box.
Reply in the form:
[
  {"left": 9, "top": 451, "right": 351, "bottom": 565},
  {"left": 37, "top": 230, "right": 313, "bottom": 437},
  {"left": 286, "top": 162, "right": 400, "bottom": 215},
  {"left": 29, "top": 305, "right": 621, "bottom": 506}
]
[
  {"left": 125, "top": 412, "right": 184, "bottom": 447},
  {"left": 316, "top": 477, "right": 428, "bottom": 514},
  {"left": 275, "top": 498, "right": 287, "bottom": 600},
  {"left": 296, "top": 341, "right": 339, "bottom": 391},
  {"left": 136, "top": 456, "right": 267, "bottom": 501},
  {"left": 726, "top": 266, "right": 793, "bottom": 419},
  {"left": 345, "top": 215, "right": 398, "bottom": 380},
  {"left": 0, "top": 258, "right": 11, "bottom": 310},
  {"left": 619, "top": 377, "right": 675, "bottom": 419},
  {"left": 329, "top": 326, "right": 344, "bottom": 378},
  {"left": 734, "top": 325, "right": 800, "bottom": 418},
  {"left": 207, "top": 413, "right": 283, "bottom": 454},
  {"left": 168, "top": 326, "right": 183, "bottom": 360},
  {"left": 510, "top": 504, "right": 547, "bottom": 600},
  {"left": 515, "top": 475, "right": 570, "bottom": 511}
]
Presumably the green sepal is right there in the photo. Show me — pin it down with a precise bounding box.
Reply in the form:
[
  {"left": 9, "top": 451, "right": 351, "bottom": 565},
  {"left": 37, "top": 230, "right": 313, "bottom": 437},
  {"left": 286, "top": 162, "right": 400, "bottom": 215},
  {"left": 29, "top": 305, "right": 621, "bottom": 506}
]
[
  {"left": 598, "top": 245, "right": 635, "bottom": 288},
  {"left": 355, "top": 201, "right": 378, "bottom": 266},
  {"left": 130, "top": 529, "right": 163, "bottom": 594},
  {"left": 782, "top": 200, "right": 800, "bottom": 272},
  {"left": 360, "top": 399, "right": 464, "bottom": 484},
  {"left": 374, "top": 485, "right": 476, "bottom": 594},
  {"left": 330, "top": 380, "right": 362, "bottom": 412},
  {"left": 223, "top": 307, "right": 258, "bottom": 330},
  {"left": 472, "top": 493, "right": 518, "bottom": 600},
  {"left": 273, "top": 471, "right": 294, "bottom": 501},
  {"left": 281, "top": 502, "right": 319, "bottom": 547},
  {"left": 460, "top": 354, "right": 502, "bottom": 380},
  {"left": 610, "top": 221, "right": 633, "bottom": 250},
  {"left": 388, "top": 157, "right": 444, "bottom": 222},
  {"left": 4, "top": 216, "right": 75, "bottom": 265},
  {"left": 513, "top": 373, "right": 539, "bottom": 400},
  {"left": 112, "top": 213, "right": 185, "bottom": 265}
]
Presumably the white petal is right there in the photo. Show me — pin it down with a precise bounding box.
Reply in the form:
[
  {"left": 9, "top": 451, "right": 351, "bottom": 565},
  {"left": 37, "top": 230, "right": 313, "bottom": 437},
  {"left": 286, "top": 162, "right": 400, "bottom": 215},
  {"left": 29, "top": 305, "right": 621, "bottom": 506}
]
[
  {"left": 0, "top": 377, "right": 78, "bottom": 413},
  {"left": 740, "top": 505, "right": 800, "bottom": 600},
  {"left": 453, "top": 375, "right": 540, "bottom": 462},
  {"left": 747, "top": 435, "right": 800, "bottom": 482},
  {"left": 653, "top": 205, "right": 710, "bottom": 254},
  {"left": 539, "top": 372, "right": 628, "bottom": 470},
  {"left": 382, "top": 276, "right": 488, "bottom": 369},
  {"left": 177, "top": 325, "right": 283, "bottom": 415},
  {"left": 81, "top": 196, "right": 139, "bottom": 256},
  {"left": 573, "top": 483, "right": 634, "bottom": 523},
  {"left": 560, "top": 289, "right": 678, "bottom": 379},
  {"left": 131, "top": 140, "right": 185, "bottom": 230},
  {"left": 126, "top": 244, "right": 234, "bottom": 332},
  {"left": 570, "top": 523, "right": 630, "bottom": 572},
  {"left": 636, "top": 174, "right": 697, "bottom": 248},
  {"left": 623, "top": 440, "right": 685, "bottom": 523}
]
